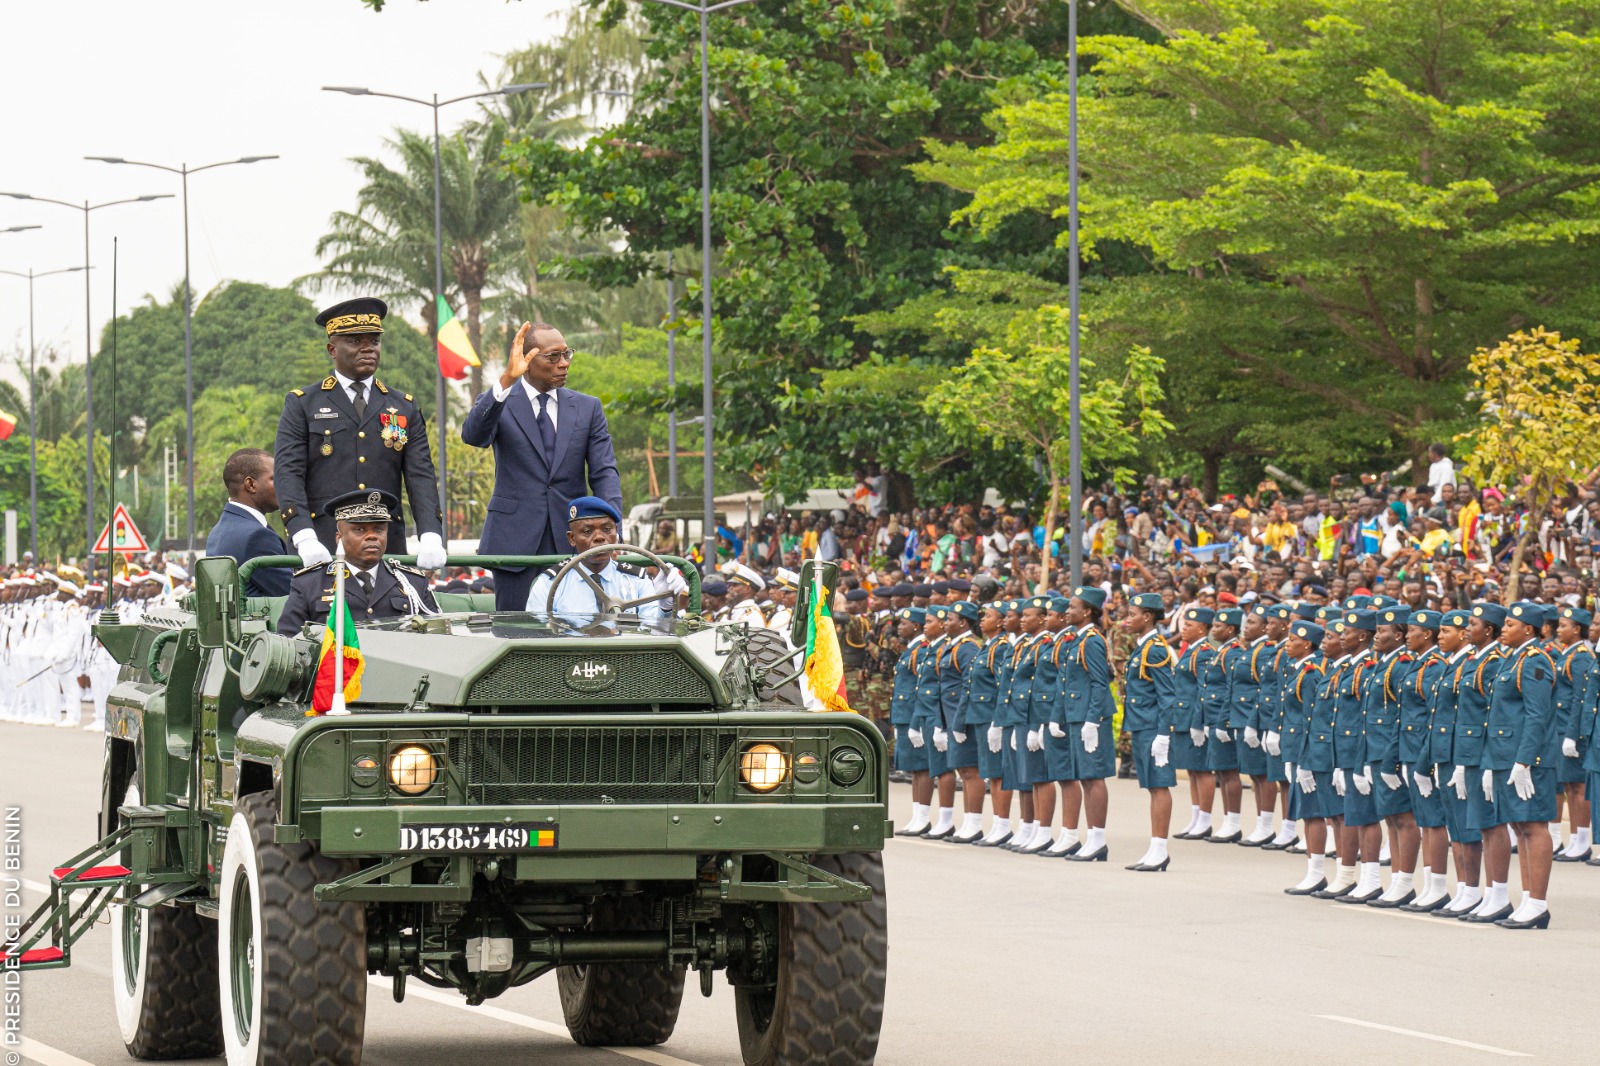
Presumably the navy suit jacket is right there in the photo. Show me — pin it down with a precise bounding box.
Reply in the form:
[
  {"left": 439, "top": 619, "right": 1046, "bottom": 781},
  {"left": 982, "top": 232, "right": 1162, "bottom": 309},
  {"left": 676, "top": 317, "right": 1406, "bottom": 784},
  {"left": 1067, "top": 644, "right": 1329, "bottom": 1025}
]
[
  {"left": 205, "top": 502, "right": 292, "bottom": 597},
  {"left": 459, "top": 384, "right": 622, "bottom": 562}
]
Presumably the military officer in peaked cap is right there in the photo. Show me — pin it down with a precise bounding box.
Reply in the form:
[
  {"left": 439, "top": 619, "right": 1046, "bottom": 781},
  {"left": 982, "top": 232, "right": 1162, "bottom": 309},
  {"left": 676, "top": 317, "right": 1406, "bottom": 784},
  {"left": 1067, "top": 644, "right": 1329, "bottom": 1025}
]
[
  {"left": 276, "top": 489, "right": 439, "bottom": 636},
  {"left": 274, "top": 298, "right": 447, "bottom": 570}
]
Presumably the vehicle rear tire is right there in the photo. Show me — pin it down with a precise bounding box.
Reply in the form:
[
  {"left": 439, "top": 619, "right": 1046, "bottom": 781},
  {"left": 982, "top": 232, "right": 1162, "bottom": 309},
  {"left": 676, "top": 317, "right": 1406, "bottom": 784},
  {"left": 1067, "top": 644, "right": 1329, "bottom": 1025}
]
[
  {"left": 735, "top": 852, "right": 888, "bottom": 1066},
  {"left": 110, "top": 779, "right": 223, "bottom": 1059},
  {"left": 557, "top": 894, "right": 686, "bottom": 1046},
  {"left": 218, "top": 792, "right": 366, "bottom": 1066}
]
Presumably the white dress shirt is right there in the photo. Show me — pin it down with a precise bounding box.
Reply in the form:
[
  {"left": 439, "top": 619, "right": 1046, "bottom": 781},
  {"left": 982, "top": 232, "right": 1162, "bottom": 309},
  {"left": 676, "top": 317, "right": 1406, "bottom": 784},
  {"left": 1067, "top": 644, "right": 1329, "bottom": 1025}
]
[
  {"left": 333, "top": 370, "right": 379, "bottom": 408},
  {"left": 527, "top": 559, "right": 672, "bottom": 623},
  {"left": 228, "top": 500, "right": 271, "bottom": 528},
  {"left": 492, "top": 378, "right": 559, "bottom": 429}
]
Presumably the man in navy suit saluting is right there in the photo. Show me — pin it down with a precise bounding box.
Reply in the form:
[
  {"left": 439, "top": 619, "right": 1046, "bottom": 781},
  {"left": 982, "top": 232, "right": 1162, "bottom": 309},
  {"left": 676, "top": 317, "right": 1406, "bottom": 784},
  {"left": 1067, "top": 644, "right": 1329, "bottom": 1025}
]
[
  {"left": 204, "top": 448, "right": 293, "bottom": 597},
  {"left": 461, "top": 320, "right": 622, "bottom": 611}
]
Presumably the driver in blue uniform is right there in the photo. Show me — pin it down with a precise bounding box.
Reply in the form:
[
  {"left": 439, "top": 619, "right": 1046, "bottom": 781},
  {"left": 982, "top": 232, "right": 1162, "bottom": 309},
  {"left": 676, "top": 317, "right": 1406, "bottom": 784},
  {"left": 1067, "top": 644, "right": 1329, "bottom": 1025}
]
[{"left": 527, "top": 496, "right": 683, "bottom": 622}]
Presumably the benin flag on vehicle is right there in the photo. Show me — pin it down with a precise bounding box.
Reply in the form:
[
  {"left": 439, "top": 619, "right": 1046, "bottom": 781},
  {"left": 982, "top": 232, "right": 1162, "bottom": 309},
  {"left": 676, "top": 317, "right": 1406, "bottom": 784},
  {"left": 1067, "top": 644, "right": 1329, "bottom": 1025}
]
[
  {"left": 0, "top": 411, "right": 16, "bottom": 441},
  {"left": 804, "top": 578, "right": 853, "bottom": 713},
  {"left": 436, "top": 295, "right": 481, "bottom": 381},
  {"left": 310, "top": 598, "right": 363, "bottom": 715}
]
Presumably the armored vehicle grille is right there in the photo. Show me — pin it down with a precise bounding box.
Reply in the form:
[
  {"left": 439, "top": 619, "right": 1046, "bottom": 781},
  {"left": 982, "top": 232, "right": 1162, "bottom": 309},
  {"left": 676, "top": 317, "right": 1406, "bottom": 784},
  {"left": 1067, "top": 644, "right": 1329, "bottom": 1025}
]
[
  {"left": 467, "top": 650, "right": 713, "bottom": 704},
  {"left": 447, "top": 725, "right": 735, "bottom": 805}
]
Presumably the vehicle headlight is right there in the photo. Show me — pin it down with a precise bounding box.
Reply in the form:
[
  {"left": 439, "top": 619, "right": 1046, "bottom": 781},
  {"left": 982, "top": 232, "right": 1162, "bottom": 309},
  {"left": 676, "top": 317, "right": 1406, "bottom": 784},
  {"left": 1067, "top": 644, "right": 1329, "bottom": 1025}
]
[
  {"left": 739, "top": 743, "right": 789, "bottom": 793},
  {"left": 388, "top": 745, "right": 438, "bottom": 795}
]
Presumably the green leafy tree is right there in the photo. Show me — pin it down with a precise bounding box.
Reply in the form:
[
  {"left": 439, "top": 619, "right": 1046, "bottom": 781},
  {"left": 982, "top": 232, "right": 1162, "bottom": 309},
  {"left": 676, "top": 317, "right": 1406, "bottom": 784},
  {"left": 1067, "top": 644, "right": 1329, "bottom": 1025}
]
[{"left": 144, "top": 385, "right": 287, "bottom": 539}]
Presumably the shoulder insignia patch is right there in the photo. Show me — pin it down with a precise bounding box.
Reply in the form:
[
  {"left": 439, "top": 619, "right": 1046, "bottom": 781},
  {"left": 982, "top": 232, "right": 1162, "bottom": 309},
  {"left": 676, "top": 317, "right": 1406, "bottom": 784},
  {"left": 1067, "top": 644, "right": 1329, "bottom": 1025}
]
[
  {"left": 294, "top": 562, "right": 330, "bottom": 576},
  {"left": 374, "top": 380, "right": 389, "bottom": 394},
  {"left": 321, "top": 376, "right": 336, "bottom": 390},
  {"left": 405, "top": 394, "right": 414, "bottom": 402},
  {"left": 387, "top": 560, "right": 429, "bottom": 577},
  {"left": 1533, "top": 665, "right": 1547, "bottom": 682},
  {"left": 615, "top": 562, "right": 645, "bottom": 577},
  {"left": 292, "top": 388, "right": 305, "bottom": 397}
]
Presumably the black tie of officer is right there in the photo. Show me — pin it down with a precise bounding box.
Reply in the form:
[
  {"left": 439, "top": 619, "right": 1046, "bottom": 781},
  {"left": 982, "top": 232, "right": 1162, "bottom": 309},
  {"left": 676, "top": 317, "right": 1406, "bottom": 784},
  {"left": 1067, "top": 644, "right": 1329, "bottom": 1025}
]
[
  {"left": 537, "top": 393, "right": 555, "bottom": 455},
  {"left": 352, "top": 379, "right": 367, "bottom": 420},
  {"left": 356, "top": 571, "right": 373, "bottom": 598}
]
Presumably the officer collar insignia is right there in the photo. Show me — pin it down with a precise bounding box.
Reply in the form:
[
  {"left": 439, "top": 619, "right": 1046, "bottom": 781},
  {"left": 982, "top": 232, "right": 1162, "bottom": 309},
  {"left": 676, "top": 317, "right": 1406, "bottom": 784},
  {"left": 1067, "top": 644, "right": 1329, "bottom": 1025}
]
[{"left": 321, "top": 376, "right": 336, "bottom": 390}]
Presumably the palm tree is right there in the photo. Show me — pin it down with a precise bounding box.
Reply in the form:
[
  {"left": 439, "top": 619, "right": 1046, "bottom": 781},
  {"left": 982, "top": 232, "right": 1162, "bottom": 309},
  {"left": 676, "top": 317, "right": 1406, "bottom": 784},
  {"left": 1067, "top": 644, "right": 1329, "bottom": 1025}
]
[{"left": 302, "top": 116, "right": 525, "bottom": 395}]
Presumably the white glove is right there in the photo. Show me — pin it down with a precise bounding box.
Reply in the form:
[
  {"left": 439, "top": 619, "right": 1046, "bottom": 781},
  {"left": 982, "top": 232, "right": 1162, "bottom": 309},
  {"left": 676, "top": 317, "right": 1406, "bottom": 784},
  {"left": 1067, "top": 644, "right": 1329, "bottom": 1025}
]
[
  {"left": 1510, "top": 763, "right": 1535, "bottom": 801},
  {"left": 415, "top": 532, "right": 448, "bottom": 571},
  {"left": 1027, "top": 728, "right": 1044, "bottom": 752},
  {"left": 1482, "top": 768, "right": 1495, "bottom": 802},
  {"left": 1448, "top": 765, "right": 1466, "bottom": 801},
  {"left": 987, "top": 724, "right": 1003, "bottom": 753},
  {"left": 1152, "top": 734, "right": 1170, "bottom": 767},
  {"left": 1284, "top": 761, "right": 1294, "bottom": 781},
  {"left": 952, "top": 730, "right": 967, "bottom": 744},
  {"left": 1416, "top": 773, "right": 1434, "bottom": 798},
  {"left": 1214, "top": 728, "right": 1232, "bottom": 742},
  {"left": 1049, "top": 722, "right": 1066, "bottom": 738},
  {"left": 1263, "top": 731, "right": 1281, "bottom": 757},
  {"left": 1081, "top": 721, "right": 1099, "bottom": 753},
  {"left": 1401, "top": 765, "right": 1410, "bottom": 785},
  {"left": 1189, "top": 727, "right": 1206, "bottom": 747},
  {"left": 907, "top": 728, "right": 924, "bottom": 749},
  {"left": 1563, "top": 737, "right": 1579, "bottom": 759},
  {"left": 1354, "top": 766, "right": 1372, "bottom": 796},
  {"left": 293, "top": 529, "right": 333, "bottom": 567},
  {"left": 932, "top": 727, "right": 949, "bottom": 753},
  {"left": 651, "top": 563, "right": 690, "bottom": 596},
  {"left": 1010, "top": 730, "right": 1018, "bottom": 751},
  {"left": 1380, "top": 771, "right": 1402, "bottom": 791},
  {"left": 1297, "top": 768, "right": 1317, "bottom": 793},
  {"left": 1333, "top": 768, "right": 1346, "bottom": 796},
  {"left": 1243, "top": 726, "right": 1260, "bottom": 749}
]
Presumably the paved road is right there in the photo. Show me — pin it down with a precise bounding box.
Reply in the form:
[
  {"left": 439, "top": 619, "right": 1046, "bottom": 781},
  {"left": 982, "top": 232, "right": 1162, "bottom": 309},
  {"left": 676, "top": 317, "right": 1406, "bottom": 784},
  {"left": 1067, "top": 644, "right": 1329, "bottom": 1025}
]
[{"left": 6, "top": 717, "right": 1595, "bottom": 1065}]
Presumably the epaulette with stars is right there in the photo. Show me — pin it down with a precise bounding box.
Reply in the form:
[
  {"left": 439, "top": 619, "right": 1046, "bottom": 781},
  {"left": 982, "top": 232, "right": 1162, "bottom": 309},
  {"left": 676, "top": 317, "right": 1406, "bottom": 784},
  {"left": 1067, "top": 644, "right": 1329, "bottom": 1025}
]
[{"left": 386, "top": 560, "right": 430, "bottom": 578}]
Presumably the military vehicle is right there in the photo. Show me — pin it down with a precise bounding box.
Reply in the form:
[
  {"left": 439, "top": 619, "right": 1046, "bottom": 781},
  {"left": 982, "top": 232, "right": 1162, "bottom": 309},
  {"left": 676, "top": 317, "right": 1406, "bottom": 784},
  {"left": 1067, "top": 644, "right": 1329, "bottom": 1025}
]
[{"left": 6, "top": 549, "right": 888, "bottom": 1066}]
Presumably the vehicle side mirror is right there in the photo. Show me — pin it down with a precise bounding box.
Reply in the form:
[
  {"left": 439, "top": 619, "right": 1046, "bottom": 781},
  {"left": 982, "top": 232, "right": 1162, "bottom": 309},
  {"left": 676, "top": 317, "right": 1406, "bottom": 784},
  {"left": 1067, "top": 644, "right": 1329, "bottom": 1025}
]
[
  {"left": 194, "top": 557, "right": 242, "bottom": 650},
  {"left": 790, "top": 560, "right": 841, "bottom": 649}
]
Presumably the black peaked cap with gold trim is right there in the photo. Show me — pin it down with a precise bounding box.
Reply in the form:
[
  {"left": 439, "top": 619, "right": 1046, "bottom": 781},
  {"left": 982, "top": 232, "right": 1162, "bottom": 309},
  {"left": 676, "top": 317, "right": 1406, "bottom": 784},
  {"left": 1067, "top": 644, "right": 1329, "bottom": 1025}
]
[{"left": 317, "top": 297, "right": 388, "bottom": 336}]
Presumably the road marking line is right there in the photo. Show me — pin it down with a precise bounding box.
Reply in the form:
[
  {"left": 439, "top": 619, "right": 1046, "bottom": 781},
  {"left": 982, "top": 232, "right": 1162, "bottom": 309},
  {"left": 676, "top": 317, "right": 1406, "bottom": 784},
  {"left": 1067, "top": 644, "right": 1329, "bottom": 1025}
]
[
  {"left": 1317, "top": 1015, "right": 1532, "bottom": 1057},
  {"left": 19, "top": 1036, "right": 100, "bottom": 1066},
  {"left": 22, "top": 878, "right": 49, "bottom": 895},
  {"left": 372, "top": 978, "right": 704, "bottom": 1066}
]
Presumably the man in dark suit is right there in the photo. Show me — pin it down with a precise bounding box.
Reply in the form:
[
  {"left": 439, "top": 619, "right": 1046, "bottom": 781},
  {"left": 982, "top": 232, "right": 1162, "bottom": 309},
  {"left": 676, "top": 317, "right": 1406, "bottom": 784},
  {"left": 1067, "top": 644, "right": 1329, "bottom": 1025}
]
[
  {"left": 460, "top": 320, "right": 622, "bottom": 611},
  {"left": 205, "top": 448, "right": 292, "bottom": 597},
  {"left": 277, "top": 489, "right": 439, "bottom": 636},
  {"left": 273, "top": 297, "right": 447, "bottom": 571}
]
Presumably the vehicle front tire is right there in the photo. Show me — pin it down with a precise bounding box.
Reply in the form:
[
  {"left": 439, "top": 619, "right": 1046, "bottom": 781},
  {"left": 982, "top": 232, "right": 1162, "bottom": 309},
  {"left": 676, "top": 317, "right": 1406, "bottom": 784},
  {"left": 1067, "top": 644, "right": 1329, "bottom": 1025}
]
[
  {"left": 218, "top": 792, "right": 366, "bottom": 1066},
  {"left": 735, "top": 852, "right": 888, "bottom": 1066},
  {"left": 110, "top": 780, "right": 223, "bottom": 1059},
  {"left": 557, "top": 894, "right": 686, "bottom": 1046}
]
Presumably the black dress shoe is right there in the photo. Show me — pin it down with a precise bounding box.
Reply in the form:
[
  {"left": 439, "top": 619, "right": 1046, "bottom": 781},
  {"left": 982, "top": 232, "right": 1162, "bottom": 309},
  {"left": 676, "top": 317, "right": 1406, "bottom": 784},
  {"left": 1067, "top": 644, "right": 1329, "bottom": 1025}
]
[
  {"left": 948, "top": 831, "right": 983, "bottom": 845},
  {"left": 1338, "top": 886, "right": 1384, "bottom": 904},
  {"left": 1586, "top": 855, "right": 1600, "bottom": 867},
  {"left": 1125, "top": 857, "right": 1170, "bottom": 872},
  {"left": 1554, "top": 848, "right": 1591, "bottom": 863},
  {"left": 923, "top": 825, "right": 955, "bottom": 841},
  {"left": 1182, "top": 827, "right": 1214, "bottom": 842},
  {"left": 975, "top": 832, "right": 1012, "bottom": 849},
  {"left": 1046, "top": 841, "right": 1082, "bottom": 858},
  {"left": 1380, "top": 857, "right": 1391, "bottom": 867},
  {"left": 1401, "top": 895, "right": 1449, "bottom": 914},
  {"left": 1066, "top": 845, "right": 1108, "bottom": 863},
  {"left": 1286, "top": 843, "right": 1308, "bottom": 854},
  {"left": 1208, "top": 831, "right": 1243, "bottom": 844},
  {"left": 1260, "top": 839, "right": 1288, "bottom": 852},
  {"left": 1311, "top": 882, "right": 1355, "bottom": 900},
  {"left": 894, "top": 824, "right": 931, "bottom": 837},
  {"left": 1284, "top": 878, "right": 1327, "bottom": 896},
  {"left": 1239, "top": 835, "right": 1272, "bottom": 848},
  {"left": 1495, "top": 910, "right": 1552, "bottom": 930},
  {"left": 1459, "top": 904, "right": 1514, "bottom": 923},
  {"left": 888, "top": 770, "right": 913, "bottom": 784},
  {"left": 1366, "top": 890, "right": 1415, "bottom": 909}
]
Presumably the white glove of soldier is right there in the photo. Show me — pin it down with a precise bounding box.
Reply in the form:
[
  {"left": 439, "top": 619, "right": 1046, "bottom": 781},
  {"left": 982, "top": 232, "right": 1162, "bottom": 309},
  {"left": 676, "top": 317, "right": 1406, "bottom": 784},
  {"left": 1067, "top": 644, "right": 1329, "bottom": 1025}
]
[
  {"left": 415, "top": 532, "right": 448, "bottom": 571},
  {"left": 1152, "top": 733, "right": 1171, "bottom": 767},
  {"left": 1027, "top": 728, "right": 1044, "bottom": 752},
  {"left": 1563, "top": 737, "right": 1579, "bottom": 759},
  {"left": 1049, "top": 722, "right": 1067, "bottom": 739},
  {"left": 907, "top": 728, "right": 924, "bottom": 749},
  {"left": 988, "top": 724, "right": 1003, "bottom": 753},
  {"left": 1189, "top": 727, "right": 1206, "bottom": 747},
  {"left": 1416, "top": 772, "right": 1434, "bottom": 798},
  {"left": 1214, "top": 728, "right": 1232, "bottom": 742},
  {"left": 1510, "top": 763, "right": 1535, "bottom": 801},
  {"left": 1243, "top": 726, "right": 1260, "bottom": 749},
  {"left": 1354, "top": 766, "right": 1373, "bottom": 796},
  {"left": 1284, "top": 761, "right": 1294, "bottom": 781},
  {"left": 1263, "top": 731, "right": 1281, "bottom": 757},
  {"left": 1297, "top": 767, "right": 1317, "bottom": 793},
  {"left": 1380, "top": 770, "right": 1402, "bottom": 791},
  {"left": 1081, "top": 721, "right": 1099, "bottom": 753},
  {"left": 1401, "top": 765, "right": 1410, "bottom": 785},
  {"left": 952, "top": 730, "right": 967, "bottom": 744},
  {"left": 1448, "top": 764, "right": 1466, "bottom": 800},
  {"left": 1482, "top": 768, "right": 1495, "bottom": 802},
  {"left": 293, "top": 529, "right": 333, "bottom": 567},
  {"left": 1010, "top": 730, "right": 1018, "bottom": 751},
  {"left": 1333, "top": 768, "right": 1346, "bottom": 796},
  {"left": 933, "top": 727, "right": 949, "bottom": 753}
]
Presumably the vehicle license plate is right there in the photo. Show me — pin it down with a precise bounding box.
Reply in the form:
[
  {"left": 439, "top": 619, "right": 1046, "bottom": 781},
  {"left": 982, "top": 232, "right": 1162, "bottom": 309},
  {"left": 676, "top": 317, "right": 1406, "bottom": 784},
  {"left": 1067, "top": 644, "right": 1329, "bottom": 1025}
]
[{"left": 398, "top": 823, "right": 557, "bottom": 852}]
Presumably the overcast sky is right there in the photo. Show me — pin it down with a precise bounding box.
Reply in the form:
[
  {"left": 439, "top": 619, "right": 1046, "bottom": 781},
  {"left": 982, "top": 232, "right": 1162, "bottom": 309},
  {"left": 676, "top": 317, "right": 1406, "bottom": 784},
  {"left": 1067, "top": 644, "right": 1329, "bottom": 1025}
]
[{"left": 0, "top": 0, "right": 567, "bottom": 391}]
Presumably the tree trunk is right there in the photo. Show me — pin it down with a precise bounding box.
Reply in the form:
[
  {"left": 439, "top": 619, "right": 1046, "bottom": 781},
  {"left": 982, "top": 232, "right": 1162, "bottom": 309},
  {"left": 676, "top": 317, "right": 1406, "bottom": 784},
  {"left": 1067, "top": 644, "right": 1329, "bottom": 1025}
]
[
  {"left": 464, "top": 285, "right": 484, "bottom": 398},
  {"left": 1503, "top": 523, "right": 1534, "bottom": 608},
  {"left": 1201, "top": 451, "right": 1222, "bottom": 501}
]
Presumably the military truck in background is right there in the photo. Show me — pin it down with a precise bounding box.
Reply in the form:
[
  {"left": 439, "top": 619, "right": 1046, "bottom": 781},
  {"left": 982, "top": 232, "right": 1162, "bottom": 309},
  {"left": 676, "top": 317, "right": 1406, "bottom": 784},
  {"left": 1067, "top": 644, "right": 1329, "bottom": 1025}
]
[{"left": 6, "top": 549, "right": 888, "bottom": 1066}]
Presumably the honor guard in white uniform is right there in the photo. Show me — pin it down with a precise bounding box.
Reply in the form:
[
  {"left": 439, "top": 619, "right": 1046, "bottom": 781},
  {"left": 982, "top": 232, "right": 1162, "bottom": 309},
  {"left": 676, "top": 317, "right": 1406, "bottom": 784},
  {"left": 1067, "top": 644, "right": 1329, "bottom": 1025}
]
[{"left": 721, "top": 562, "right": 768, "bottom": 627}]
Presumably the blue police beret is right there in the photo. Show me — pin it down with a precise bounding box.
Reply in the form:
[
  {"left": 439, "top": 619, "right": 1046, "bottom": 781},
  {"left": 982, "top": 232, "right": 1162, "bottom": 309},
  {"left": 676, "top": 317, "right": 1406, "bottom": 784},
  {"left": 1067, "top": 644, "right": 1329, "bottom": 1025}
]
[
  {"left": 1561, "top": 605, "right": 1594, "bottom": 627},
  {"left": 1376, "top": 606, "right": 1408, "bottom": 627},
  {"left": 1048, "top": 595, "right": 1072, "bottom": 614},
  {"left": 889, "top": 584, "right": 914, "bottom": 598},
  {"left": 566, "top": 495, "right": 622, "bottom": 525},
  {"left": 1535, "top": 603, "right": 1558, "bottom": 627},
  {"left": 702, "top": 580, "right": 729, "bottom": 596},
  {"left": 951, "top": 600, "right": 981, "bottom": 621},
  {"left": 844, "top": 588, "right": 870, "bottom": 602},
  {"left": 1025, "top": 595, "right": 1051, "bottom": 612},
  {"left": 1344, "top": 609, "right": 1377, "bottom": 632},
  {"left": 1370, "top": 595, "right": 1399, "bottom": 610},
  {"left": 1471, "top": 602, "right": 1508, "bottom": 627},
  {"left": 1072, "top": 586, "right": 1108, "bottom": 609},
  {"left": 870, "top": 586, "right": 891, "bottom": 599},
  {"left": 1345, "top": 595, "right": 1373, "bottom": 610},
  {"left": 1441, "top": 609, "right": 1470, "bottom": 629},
  {"left": 930, "top": 605, "right": 951, "bottom": 620},
  {"left": 894, "top": 607, "right": 917, "bottom": 622},
  {"left": 907, "top": 607, "right": 927, "bottom": 625},
  {"left": 1269, "top": 604, "right": 1294, "bottom": 620},
  {"left": 1507, "top": 600, "right": 1542, "bottom": 625},
  {"left": 1292, "top": 622, "right": 1324, "bottom": 644},
  {"left": 932, "top": 581, "right": 952, "bottom": 594},
  {"left": 1129, "top": 592, "right": 1164, "bottom": 612},
  {"left": 1215, "top": 607, "right": 1243, "bottom": 627},
  {"left": 1304, "top": 584, "right": 1327, "bottom": 597},
  {"left": 910, "top": 584, "right": 934, "bottom": 597},
  {"left": 987, "top": 602, "right": 1008, "bottom": 617},
  {"left": 1292, "top": 603, "right": 1319, "bottom": 621},
  {"left": 948, "top": 578, "right": 973, "bottom": 592},
  {"left": 1408, "top": 609, "right": 1440, "bottom": 631},
  {"left": 1185, "top": 607, "right": 1215, "bottom": 625},
  {"left": 1314, "top": 606, "right": 1335, "bottom": 623}
]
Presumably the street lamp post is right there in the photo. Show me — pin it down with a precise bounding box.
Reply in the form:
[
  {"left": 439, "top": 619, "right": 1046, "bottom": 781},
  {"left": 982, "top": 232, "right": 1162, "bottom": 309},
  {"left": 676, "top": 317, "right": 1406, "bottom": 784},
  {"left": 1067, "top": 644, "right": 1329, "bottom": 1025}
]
[
  {"left": 0, "top": 263, "right": 90, "bottom": 559},
  {"left": 86, "top": 155, "right": 279, "bottom": 552},
  {"left": 0, "top": 191, "right": 171, "bottom": 570},
  {"left": 1066, "top": 0, "right": 1084, "bottom": 589},
  {"left": 323, "top": 83, "right": 546, "bottom": 543}
]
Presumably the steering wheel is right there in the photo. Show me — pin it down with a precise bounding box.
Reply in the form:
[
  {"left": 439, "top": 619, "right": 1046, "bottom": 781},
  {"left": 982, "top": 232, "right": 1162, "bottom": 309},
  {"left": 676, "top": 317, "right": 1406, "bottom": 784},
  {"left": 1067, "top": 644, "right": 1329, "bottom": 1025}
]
[{"left": 543, "top": 543, "right": 681, "bottom": 620}]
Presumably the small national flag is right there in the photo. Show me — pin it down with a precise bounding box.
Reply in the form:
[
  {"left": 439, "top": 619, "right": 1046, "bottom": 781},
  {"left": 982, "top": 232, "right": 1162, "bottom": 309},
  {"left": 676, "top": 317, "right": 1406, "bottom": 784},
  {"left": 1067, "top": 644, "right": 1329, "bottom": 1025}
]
[
  {"left": 804, "top": 571, "right": 854, "bottom": 714},
  {"left": 436, "top": 295, "right": 481, "bottom": 381},
  {"left": 0, "top": 411, "right": 17, "bottom": 441},
  {"left": 310, "top": 596, "right": 363, "bottom": 715}
]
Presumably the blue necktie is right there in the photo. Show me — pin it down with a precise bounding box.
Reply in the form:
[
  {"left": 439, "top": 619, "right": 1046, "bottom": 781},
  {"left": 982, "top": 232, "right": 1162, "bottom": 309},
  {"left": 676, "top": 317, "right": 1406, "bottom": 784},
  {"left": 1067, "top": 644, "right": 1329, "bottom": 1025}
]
[{"left": 536, "top": 392, "right": 556, "bottom": 456}]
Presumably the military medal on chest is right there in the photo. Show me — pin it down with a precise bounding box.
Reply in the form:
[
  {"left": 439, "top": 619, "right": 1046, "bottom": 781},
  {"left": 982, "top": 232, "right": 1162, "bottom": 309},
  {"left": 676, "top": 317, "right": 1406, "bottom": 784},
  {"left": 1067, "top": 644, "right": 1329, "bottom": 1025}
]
[
  {"left": 321, "top": 429, "right": 333, "bottom": 456},
  {"left": 379, "top": 408, "right": 408, "bottom": 451}
]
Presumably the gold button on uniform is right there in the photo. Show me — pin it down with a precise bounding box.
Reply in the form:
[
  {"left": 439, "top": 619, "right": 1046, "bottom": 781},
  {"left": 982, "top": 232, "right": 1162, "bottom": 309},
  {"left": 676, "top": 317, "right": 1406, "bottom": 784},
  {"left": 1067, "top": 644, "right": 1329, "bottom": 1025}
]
[
  {"left": 358, "top": 483, "right": 365, "bottom": 490},
  {"left": 358, "top": 431, "right": 366, "bottom": 438},
  {"left": 358, "top": 456, "right": 366, "bottom": 463}
]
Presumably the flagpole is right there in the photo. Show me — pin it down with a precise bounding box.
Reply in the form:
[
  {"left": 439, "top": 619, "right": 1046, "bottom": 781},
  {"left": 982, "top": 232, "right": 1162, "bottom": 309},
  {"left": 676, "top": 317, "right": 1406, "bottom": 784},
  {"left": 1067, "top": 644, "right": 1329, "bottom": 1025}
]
[{"left": 330, "top": 562, "right": 350, "bottom": 716}]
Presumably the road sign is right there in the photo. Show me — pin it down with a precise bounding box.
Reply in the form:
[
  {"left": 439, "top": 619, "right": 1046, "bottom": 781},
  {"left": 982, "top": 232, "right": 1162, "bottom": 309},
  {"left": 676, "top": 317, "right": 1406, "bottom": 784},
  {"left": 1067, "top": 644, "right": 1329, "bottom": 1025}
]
[{"left": 93, "top": 503, "right": 149, "bottom": 554}]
